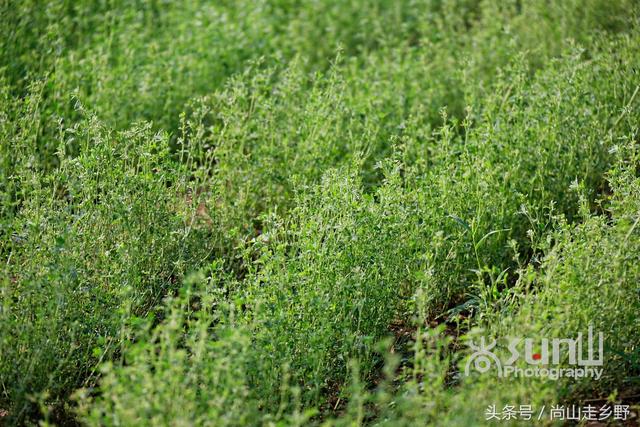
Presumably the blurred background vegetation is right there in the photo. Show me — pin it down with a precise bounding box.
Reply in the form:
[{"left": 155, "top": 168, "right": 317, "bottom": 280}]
[{"left": 1, "top": 1, "right": 639, "bottom": 425}]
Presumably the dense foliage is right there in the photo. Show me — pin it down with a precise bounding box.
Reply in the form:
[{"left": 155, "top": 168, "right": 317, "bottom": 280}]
[{"left": 1, "top": 1, "right": 639, "bottom": 425}]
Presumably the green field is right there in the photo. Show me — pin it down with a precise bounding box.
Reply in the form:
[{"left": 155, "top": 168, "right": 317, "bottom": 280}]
[{"left": 1, "top": 1, "right": 640, "bottom": 425}]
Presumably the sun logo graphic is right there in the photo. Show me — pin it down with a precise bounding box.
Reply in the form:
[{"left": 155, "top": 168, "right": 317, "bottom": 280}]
[{"left": 465, "top": 337, "right": 503, "bottom": 377}]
